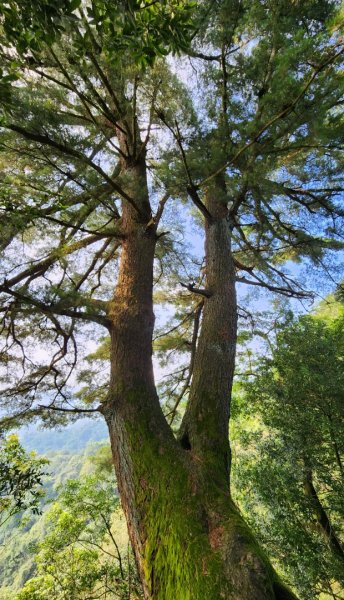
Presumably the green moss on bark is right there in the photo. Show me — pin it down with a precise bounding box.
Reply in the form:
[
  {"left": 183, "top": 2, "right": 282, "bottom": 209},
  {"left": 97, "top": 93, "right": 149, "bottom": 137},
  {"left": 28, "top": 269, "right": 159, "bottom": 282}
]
[
  {"left": 107, "top": 389, "right": 298, "bottom": 599},
  {"left": 125, "top": 418, "right": 225, "bottom": 598}
]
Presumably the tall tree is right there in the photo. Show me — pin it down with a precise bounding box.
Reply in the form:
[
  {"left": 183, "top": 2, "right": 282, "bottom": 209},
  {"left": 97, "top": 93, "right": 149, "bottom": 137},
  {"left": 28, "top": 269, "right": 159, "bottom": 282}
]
[{"left": 0, "top": 1, "right": 343, "bottom": 598}]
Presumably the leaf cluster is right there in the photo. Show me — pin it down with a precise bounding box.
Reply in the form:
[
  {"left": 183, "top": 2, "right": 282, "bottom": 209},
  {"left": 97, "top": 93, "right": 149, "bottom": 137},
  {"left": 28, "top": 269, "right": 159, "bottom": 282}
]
[{"left": 0, "top": 434, "right": 48, "bottom": 526}]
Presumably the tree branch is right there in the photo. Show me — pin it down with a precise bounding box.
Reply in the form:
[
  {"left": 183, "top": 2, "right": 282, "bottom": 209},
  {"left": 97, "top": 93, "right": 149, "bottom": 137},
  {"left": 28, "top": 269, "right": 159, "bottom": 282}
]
[
  {"left": 180, "top": 282, "right": 212, "bottom": 298},
  {"left": 199, "top": 44, "right": 344, "bottom": 187},
  {"left": 38, "top": 403, "right": 101, "bottom": 414},
  {"left": 6, "top": 124, "right": 141, "bottom": 213},
  {"left": 236, "top": 276, "right": 313, "bottom": 299},
  {"left": 1, "top": 288, "right": 109, "bottom": 327}
]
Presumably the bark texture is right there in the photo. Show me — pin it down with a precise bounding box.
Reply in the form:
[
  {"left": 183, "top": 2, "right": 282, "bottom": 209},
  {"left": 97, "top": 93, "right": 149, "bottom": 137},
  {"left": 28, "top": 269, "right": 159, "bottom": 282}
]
[
  {"left": 102, "top": 144, "right": 298, "bottom": 599},
  {"left": 179, "top": 179, "right": 237, "bottom": 487}
]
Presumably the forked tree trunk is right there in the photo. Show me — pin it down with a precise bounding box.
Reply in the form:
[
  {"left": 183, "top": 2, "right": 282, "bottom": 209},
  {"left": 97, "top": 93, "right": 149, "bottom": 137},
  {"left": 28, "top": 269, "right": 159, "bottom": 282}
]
[{"left": 102, "top": 156, "right": 298, "bottom": 599}]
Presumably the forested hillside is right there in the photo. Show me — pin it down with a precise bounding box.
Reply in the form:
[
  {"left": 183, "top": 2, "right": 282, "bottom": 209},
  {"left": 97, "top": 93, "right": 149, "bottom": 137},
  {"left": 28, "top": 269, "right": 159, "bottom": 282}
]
[{"left": 0, "top": 424, "right": 109, "bottom": 597}]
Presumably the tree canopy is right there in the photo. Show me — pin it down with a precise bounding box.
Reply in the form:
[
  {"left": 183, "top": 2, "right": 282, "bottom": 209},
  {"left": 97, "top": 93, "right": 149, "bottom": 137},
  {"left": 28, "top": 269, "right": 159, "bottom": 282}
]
[{"left": 0, "top": 0, "right": 342, "bottom": 424}]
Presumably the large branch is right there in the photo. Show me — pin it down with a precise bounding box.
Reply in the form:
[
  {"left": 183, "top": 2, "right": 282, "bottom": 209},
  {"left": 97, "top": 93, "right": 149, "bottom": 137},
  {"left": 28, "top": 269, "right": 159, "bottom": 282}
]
[
  {"left": 0, "top": 234, "right": 111, "bottom": 290},
  {"left": 1, "top": 287, "right": 109, "bottom": 327},
  {"left": 5, "top": 124, "right": 141, "bottom": 214},
  {"left": 236, "top": 276, "right": 312, "bottom": 298}
]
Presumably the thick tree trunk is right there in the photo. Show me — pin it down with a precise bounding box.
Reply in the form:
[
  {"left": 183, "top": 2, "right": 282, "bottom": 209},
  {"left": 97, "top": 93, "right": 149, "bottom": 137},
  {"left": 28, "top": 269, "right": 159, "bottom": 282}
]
[
  {"left": 179, "top": 178, "right": 237, "bottom": 488},
  {"left": 102, "top": 156, "right": 298, "bottom": 598}
]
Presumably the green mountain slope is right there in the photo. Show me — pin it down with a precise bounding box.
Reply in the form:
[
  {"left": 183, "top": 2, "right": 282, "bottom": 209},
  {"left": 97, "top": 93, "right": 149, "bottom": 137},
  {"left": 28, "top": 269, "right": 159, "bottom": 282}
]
[
  {"left": 0, "top": 419, "right": 109, "bottom": 598},
  {"left": 19, "top": 418, "right": 108, "bottom": 454}
]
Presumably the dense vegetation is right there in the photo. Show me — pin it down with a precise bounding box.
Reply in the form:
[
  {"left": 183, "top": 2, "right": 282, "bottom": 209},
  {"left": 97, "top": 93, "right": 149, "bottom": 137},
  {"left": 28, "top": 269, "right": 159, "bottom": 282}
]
[
  {"left": 233, "top": 297, "right": 344, "bottom": 599},
  {"left": 16, "top": 455, "right": 141, "bottom": 600},
  {"left": 0, "top": 435, "right": 48, "bottom": 527},
  {"left": 0, "top": 1, "right": 343, "bottom": 598},
  {"left": 0, "top": 439, "right": 105, "bottom": 596}
]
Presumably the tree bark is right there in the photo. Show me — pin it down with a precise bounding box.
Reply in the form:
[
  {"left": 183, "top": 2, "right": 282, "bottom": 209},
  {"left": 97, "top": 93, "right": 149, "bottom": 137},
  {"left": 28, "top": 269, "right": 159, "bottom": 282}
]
[
  {"left": 179, "top": 177, "right": 236, "bottom": 487},
  {"left": 102, "top": 150, "right": 298, "bottom": 598}
]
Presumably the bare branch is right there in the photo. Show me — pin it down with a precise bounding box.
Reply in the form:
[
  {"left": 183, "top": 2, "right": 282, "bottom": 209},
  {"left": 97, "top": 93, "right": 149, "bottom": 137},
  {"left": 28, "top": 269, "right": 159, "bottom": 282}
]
[
  {"left": 180, "top": 282, "right": 212, "bottom": 298},
  {"left": 236, "top": 276, "right": 313, "bottom": 299},
  {"left": 38, "top": 403, "right": 101, "bottom": 414}
]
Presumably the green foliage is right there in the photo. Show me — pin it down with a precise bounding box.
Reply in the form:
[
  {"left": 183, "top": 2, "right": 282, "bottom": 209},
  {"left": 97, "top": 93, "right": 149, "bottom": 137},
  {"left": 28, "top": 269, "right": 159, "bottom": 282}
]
[
  {"left": 0, "top": 0, "right": 81, "bottom": 52},
  {"left": 0, "top": 435, "right": 48, "bottom": 527},
  {"left": 89, "top": 443, "right": 114, "bottom": 475},
  {"left": 82, "top": 0, "right": 198, "bottom": 66},
  {"left": 0, "top": 438, "right": 107, "bottom": 595},
  {"left": 0, "top": 0, "right": 197, "bottom": 63},
  {"left": 16, "top": 468, "right": 142, "bottom": 599},
  {"left": 233, "top": 306, "right": 344, "bottom": 599}
]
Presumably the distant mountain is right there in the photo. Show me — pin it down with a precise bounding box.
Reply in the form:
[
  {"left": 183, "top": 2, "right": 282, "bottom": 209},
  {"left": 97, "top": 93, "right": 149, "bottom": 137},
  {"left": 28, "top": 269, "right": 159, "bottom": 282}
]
[
  {"left": 0, "top": 437, "right": 110, "bottom": 597},
  {"left": 19, "top": 417, "right": 108, "bottom": 454}
]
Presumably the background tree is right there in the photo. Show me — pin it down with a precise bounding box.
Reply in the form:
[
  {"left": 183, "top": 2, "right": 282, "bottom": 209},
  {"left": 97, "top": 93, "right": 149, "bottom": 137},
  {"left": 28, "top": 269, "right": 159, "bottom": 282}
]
[
  {"left": 0, "top": 1, "right": 343, "bottom": 598},
  {"left": 0, "top": 435, "right": 48, "bottom": 527},
  {"left": 16, "top": 472, "right": 142, "bottom": 600},
  {"left": 233, "top": 299, "right": 344, "bottom": 599}
]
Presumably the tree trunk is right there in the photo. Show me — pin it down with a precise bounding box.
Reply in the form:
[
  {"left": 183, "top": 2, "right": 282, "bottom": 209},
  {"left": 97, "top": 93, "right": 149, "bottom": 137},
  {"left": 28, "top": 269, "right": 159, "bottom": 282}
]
[
  {"left": 327, "top": 414, "right": 344, "bottom": 478},
  {"left": 102, "top": 155, "right": 298, "bottom": 598},
  {"left": 303, "top": 467, "right": 344, "bottom": 562}
]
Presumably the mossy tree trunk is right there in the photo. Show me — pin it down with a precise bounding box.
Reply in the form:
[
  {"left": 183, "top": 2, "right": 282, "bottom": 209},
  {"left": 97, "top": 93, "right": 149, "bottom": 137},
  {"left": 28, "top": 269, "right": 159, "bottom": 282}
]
[{"left": 102, "top": 128, "right": 298, "bottom": 599}]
